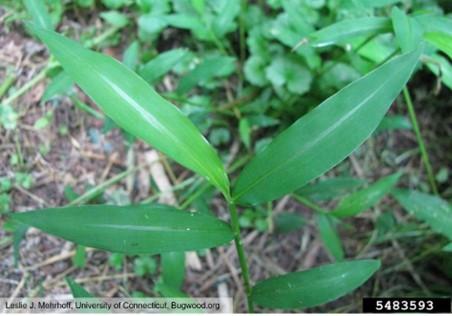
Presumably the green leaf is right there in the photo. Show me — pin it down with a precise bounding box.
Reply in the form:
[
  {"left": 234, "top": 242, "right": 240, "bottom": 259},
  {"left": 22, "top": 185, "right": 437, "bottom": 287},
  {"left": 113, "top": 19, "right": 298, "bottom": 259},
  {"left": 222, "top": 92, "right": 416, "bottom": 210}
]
[
  {"left": 101, "top": 0, "right": 132, "bottom": 9},
  {"left": 122, "top": 40, "right": 140, "bottom": 71},
  {"left": 274, "top": 212, "right": 305, "bottom": 234},
  {"left": 331, "top": 173, "right": 401, "bottom": 218},
  {"left": 297, "top": 177, "right": 365, "bottom": 201},
  {"left": 11, "top": 204, "right": 234, "bottom": 254},
  {"left": 391, "top": 7, "right": 421, "bottom": 54},
  {"left": 239, "top": 118, "right": 251, "bottom": 149},
  {"left": 316, "top": 213, "right": 344, "bottom": 261},
  {"left": 165, "top": 14, "right": 210, "bottom": 41},
  {"left": 177, "top": 55, "right": 236, "bottom": 94},
  {"left": 155, "top": 279, "right": 189, "bottom": 298},
  {"left": 424, "top": 32, "right": 452, "bottom": 59},
  {"left": 33, "top": 111, "right": 53, "bottom": 129},
  {"left": 138, "top": 13, "right": 168, "bottom": 34},
  {"left": 0, "top": 104, "right": 19, "bottom": 130},
  {"left": 210, "top": 0, "right": 240, "bottom": 38},
  {"left": 265, "top": 55, "right": 312, "bottom": 95},
  {"left": 161, "top": 252, "right": 185, "bottom": 290},
  {"left": 233, "top": 47, "right": 422, "bottom": 205},
  {"left": 139, "top": 49, "right": 188, "bottom": 84},
  {"left": 351, "top": 36, "right": 397, "bottom": 65},
  {"left": 426, "top": 54, "right": 452, "bottom": 90},
  {"left": 359, "top": 0, "right": 402, "bottom": 7},
  {"left": 307, "top": 17, "right": 392, "bottom": 48},
  {"left": 134, "top": 255, "right": 157, "bottom": 276},
  {"left": 0, "top": 193, "right": 10, "bottom": 214},
  {"left": 443, "top": 243, "right": 452, "bottom": 252},
  {"left": 28, "top": 24, "right": 229, "bottom": 196},
  {"left": 377, "top": 115, "right": 411, "bottom": 132},
  {"left": 191, "top": 0, "right": 205, "bottom": 15},
  {"left": 252, "top": 259, "right": 380, "bottom": 309},
  {"left": 4, "top": 219, "right": 28, "bottom": 267},
  {"left": 66, "top": 277, "right": 93, "bottom": 298},
  {"left": 73, "top": 245, "right": 86, "bottom": 268},
  {"left": 42, "top": 71, "right": 74, "bottom": 102},
  {"left": 75, "top": 0, "right": 94, "bottom": 8},
  {"left": 23, "top": 0, "right": 54, "bottom": 30},
  {"left": 393, "top": 189, "right": 452, "bottom": 240},
  {"left": 100, "top": 10, "right": 129, "bottom": 28},
  {"left": 416, "top": 15, "right": 452, "bottom": 37},
  {"left": 244, "top": 56, "right": 269, "bottom": 87}
]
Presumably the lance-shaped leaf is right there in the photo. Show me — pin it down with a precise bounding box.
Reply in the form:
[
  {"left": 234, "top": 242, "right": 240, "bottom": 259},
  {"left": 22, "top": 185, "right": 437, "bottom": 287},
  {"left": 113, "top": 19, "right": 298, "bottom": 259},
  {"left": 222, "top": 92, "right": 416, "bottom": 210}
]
[
  {"left": 66, "top": 277, "right": 94, "bottom": 298},
  {"left": 139, "top": 48, "right": 188, "bottom": 84},
  {"left": 296, "top": 177, "right": 366, "bottom": 202},
  {"left": 161, "top": 252, "right": 186, "bottom": 290},
  {"left": 415, "top": 15, "right": 452, "bottom": 37},
  {"left": 393, "top": 189, "right": 452, "bottom": 240},
  {"left": 316, "top": 213, "right": 344, "bottom": 261},
  {"left": 391, "top": 7, "right": 420, "bottom": 53},
  {"left": 252, "top": 259, "right": 380, "bottom": 309},
  {"left": 424, "top": 32, "right": 452, "bottom": 59},
  {"left": 306, "top": 17, "right": 392, "bottom": 48},
  {"left": 11, "top": 204, "right": 234, "bottom": 254},
  {"left": 232, "top": 47, "right": 422, "bottom": 205},
  {"left": 331, "top": 173, "right": 401, "bottom": 218},
  {"left": 28, "top": 24, "right": 229, "bottom": 197},
  {"left": 23, "top": 0, "right": 53, "bottom": 30}
]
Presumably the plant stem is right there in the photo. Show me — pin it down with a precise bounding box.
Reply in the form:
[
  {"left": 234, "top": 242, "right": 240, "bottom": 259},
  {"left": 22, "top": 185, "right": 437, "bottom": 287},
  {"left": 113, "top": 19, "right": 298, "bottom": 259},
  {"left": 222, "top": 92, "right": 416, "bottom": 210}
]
[
  {"left": 292, "top": 194, "right": 328, "bottom": 214},
  {"left": 402, "top": 87, "right": 438, "bottom": 195},
  {"left": 228, "top": 202, "right": 254, "bottom": 312},
  {"left": 3, "top": 65, "right": 52, "bottom": 105}
]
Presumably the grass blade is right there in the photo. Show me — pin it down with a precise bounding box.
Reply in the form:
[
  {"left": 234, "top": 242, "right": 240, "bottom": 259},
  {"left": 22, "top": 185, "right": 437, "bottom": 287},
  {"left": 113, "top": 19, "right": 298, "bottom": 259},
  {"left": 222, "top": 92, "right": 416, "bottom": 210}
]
[
  {"left": 424, "top": 32, "right": 452, "bottom": 59},
  {"left": 316, "top": 213, "right": 344, "bottom": 261},
  {"left": 252, "top": 260, "right": 380, "bottom": 309},
  {"left": 307, "top": 17, "right": 391, "bottom": 48},
  {"left": 233, "top": 47, "right": 422, "bottom": 205},
  {"left": 11, "top": 204, "right": 234, "bottom": 254},
  {"left": 27, "top": 24, "right": 230, "bottom": 197},
  {"left": 393, "top": 189, "right": 452, "bottom": 240},
  {"left": 331, "top": 173, "right": 401, "bottom": 218}
]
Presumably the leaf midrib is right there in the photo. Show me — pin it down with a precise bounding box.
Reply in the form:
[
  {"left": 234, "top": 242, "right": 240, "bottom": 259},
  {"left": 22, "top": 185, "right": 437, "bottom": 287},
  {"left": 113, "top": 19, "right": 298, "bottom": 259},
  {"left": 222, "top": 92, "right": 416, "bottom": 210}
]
[
  {"left": 86, "top": 223, "right": 225, "bottom": 234},
  {"left": 50, "top": 35, "right": 224, "bottom": 192},
  {"left": 234, "top": 60, "right": 406, "bottom": 202}
]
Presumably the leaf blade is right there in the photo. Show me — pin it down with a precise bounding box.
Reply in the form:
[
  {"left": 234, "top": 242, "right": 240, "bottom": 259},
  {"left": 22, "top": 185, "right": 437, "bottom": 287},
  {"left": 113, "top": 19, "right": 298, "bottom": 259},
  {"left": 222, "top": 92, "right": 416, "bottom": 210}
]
[
  {"left": 393, "top": 189, "right": 452, "bottom": 240},
  {"left": 28, "top": 24, "right": 229, "bottom": 196},
  {"left": 161, "top": 252, "right": 186, "bottom": 290},
  {"left": 316, "top": 213, "right": 344, "bottom": 261},
  {"left": 252, "top": 259, "right": 380, "bottom": 309},
  {"left": 11, "top": 204, "right": 234, "bottom": 254},
  {"left": 66, "top": 277, "right": 94, "bottom": 298},
  {"left": 424, "top": 32, "right": 452, "bottom": 59},
  {"left": 391, "top": 7, "right": 417, "bottom": 53},
  {"left": 331, "top": 173, "right": 401, "bottom": 218},
  {"left": 307, "top": 17, "right": 392, "bottom": 48},
  {"left": 233, "top": 47, "right": 422, "bottom": 205},
  {"left": 23, "top": 0, "right": 54, "bottom": 30},
  {"left": 139, "top": 48, "right": 188, "bottom": 84}
]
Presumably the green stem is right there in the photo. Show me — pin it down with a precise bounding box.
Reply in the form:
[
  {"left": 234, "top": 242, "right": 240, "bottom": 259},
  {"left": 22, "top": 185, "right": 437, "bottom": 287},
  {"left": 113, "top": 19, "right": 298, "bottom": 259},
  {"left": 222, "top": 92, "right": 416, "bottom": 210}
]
[
  {"left": 402, "top": 87, "right": 438, "bottom": 195},
  {"left": 292, "top": 194, "right": 328, "bottom": 214},
  {"left": 3, "top": 65, "right": 53, "bottom": 105},
  {"left": 228, "top": 202, "right": 254, "bottom": 312}
]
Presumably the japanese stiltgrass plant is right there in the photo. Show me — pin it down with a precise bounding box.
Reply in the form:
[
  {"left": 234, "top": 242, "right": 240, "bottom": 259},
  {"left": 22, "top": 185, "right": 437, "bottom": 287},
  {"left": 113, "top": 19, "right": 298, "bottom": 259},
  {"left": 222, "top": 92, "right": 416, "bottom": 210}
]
[
  {"left": 3, "top": 0, "right": 452, "bottom": 313},
  {"left": 7, "top": 20, "right": 423, "bottom": 312}
]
